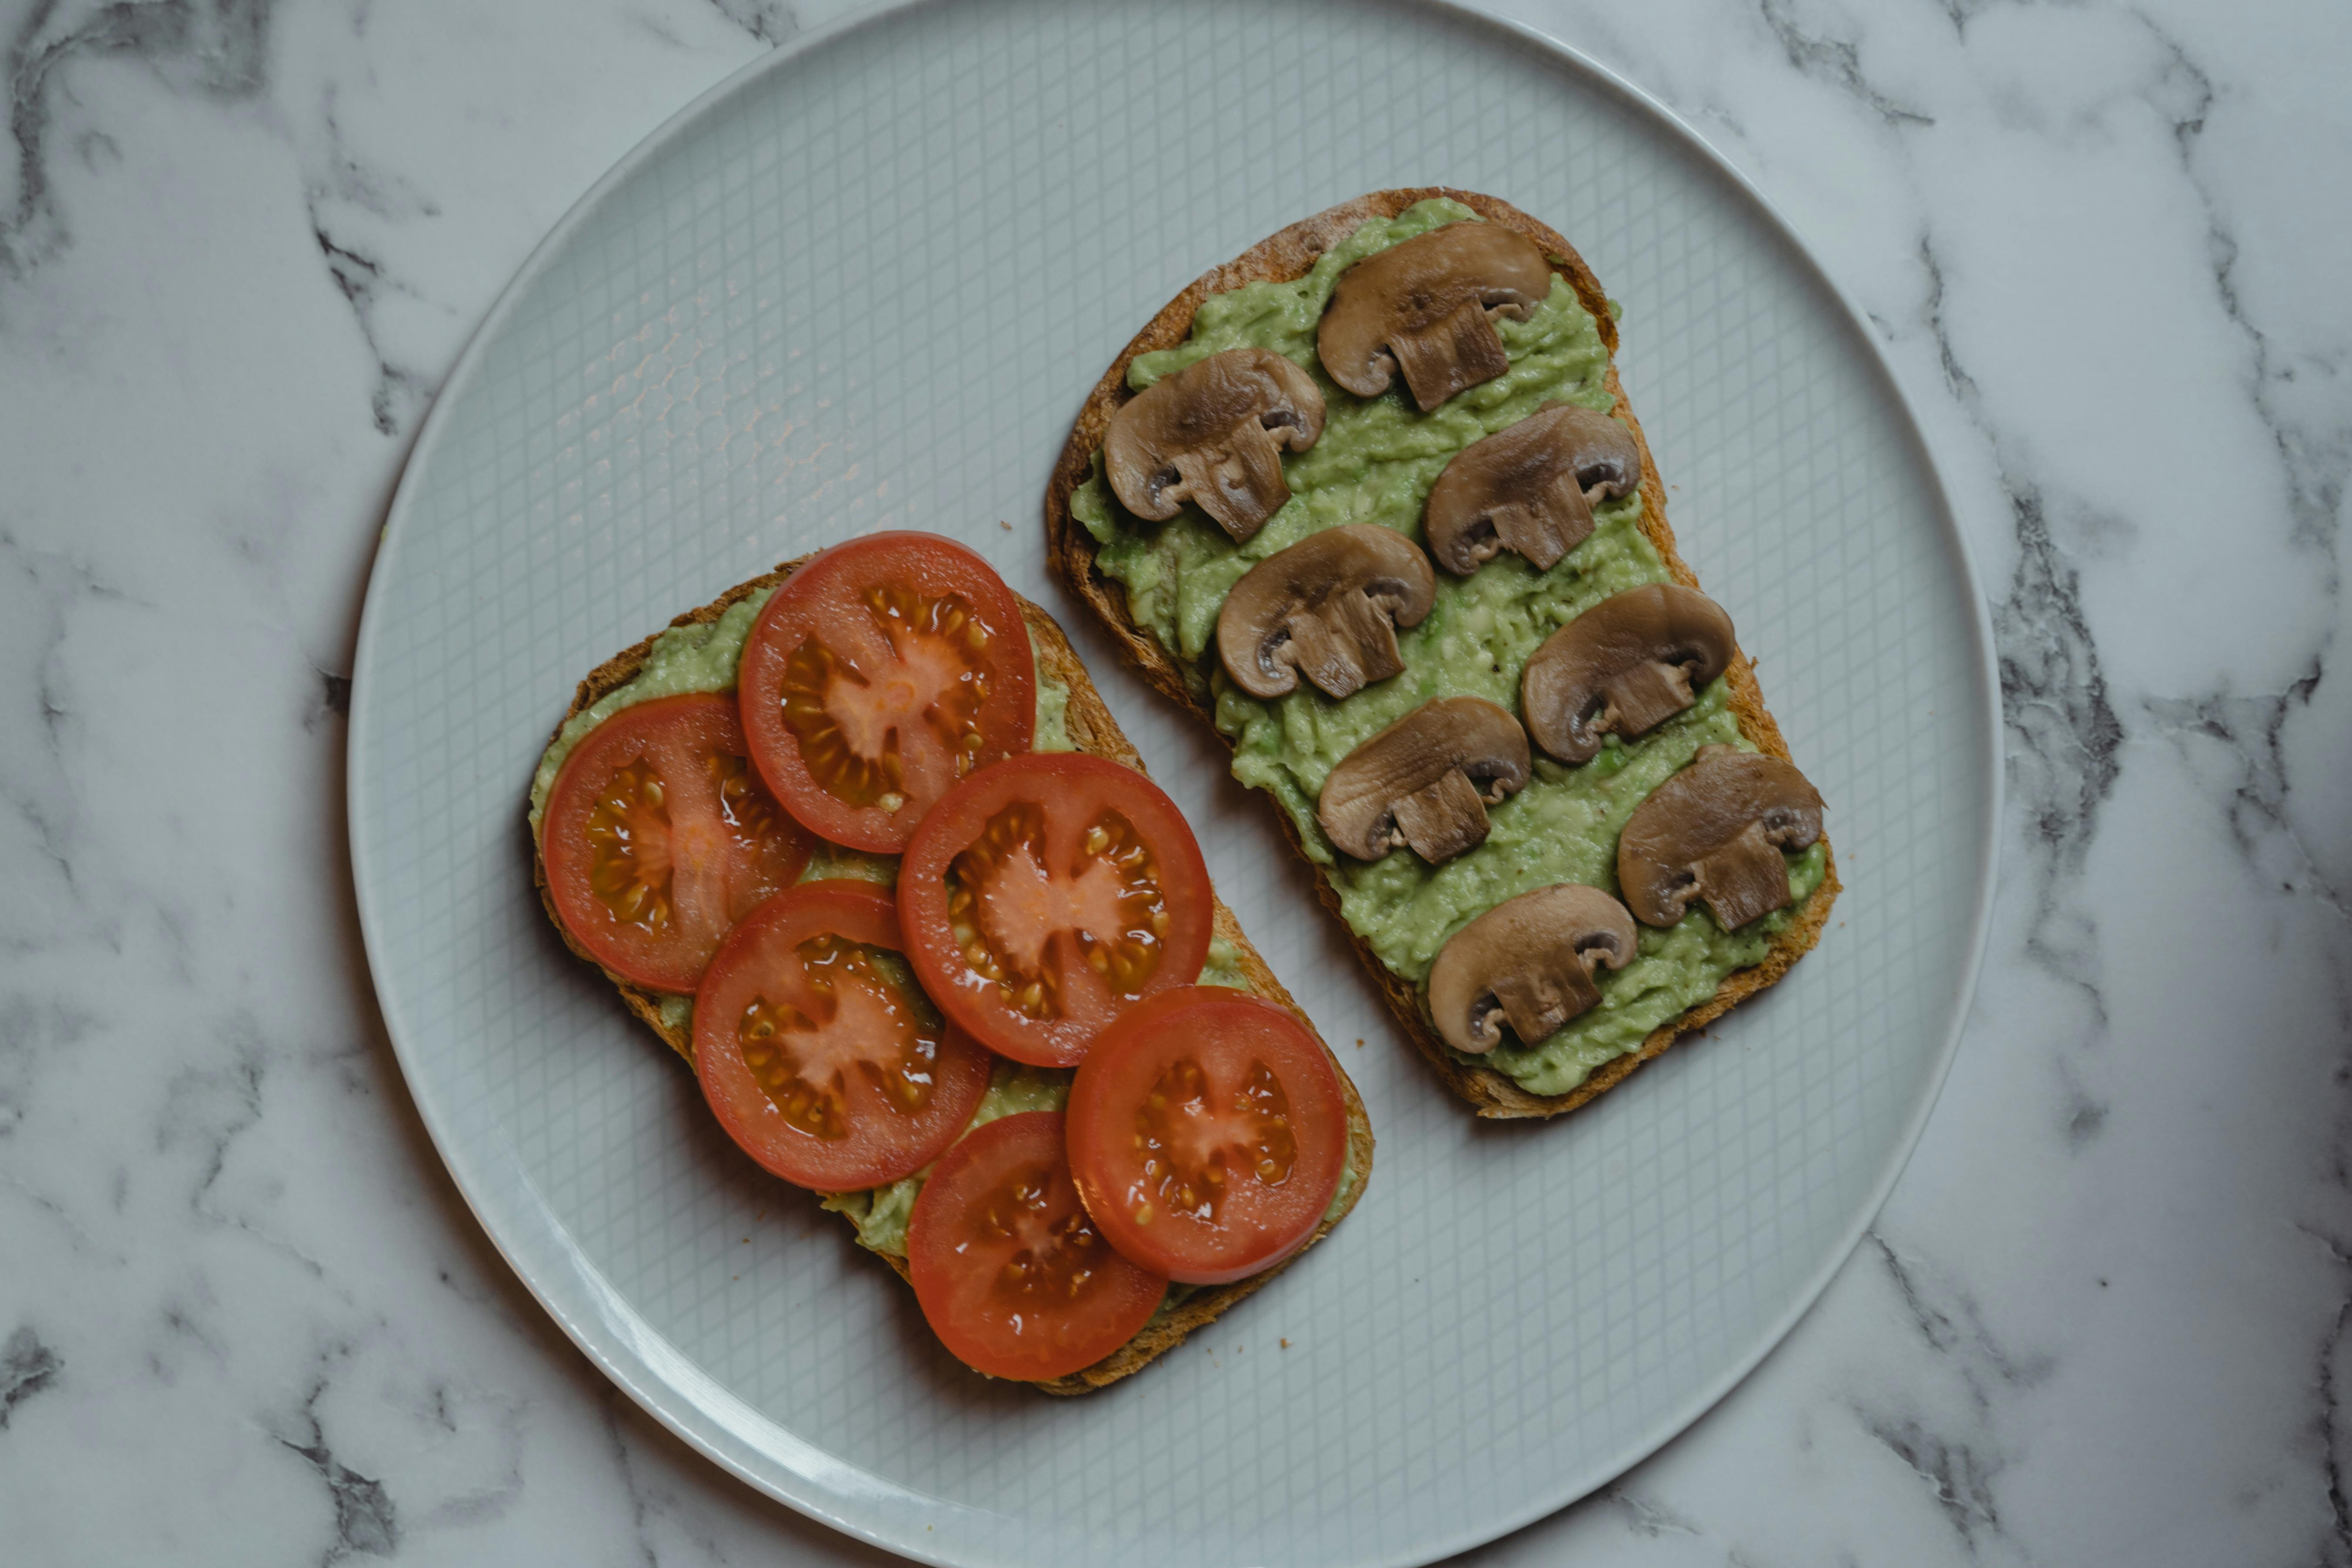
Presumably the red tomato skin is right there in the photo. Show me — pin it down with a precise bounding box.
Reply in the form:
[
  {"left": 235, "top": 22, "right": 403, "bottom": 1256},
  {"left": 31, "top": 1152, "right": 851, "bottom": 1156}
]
[
  {"left": 907, "top": 1111, "right": 1168, "bottom": 1382},
  {"left": 896, "top": 753, "right": 1214, "bottom": 1069},
  {"left": 737, "top": 533, "right": 1036, "bottom": 854},
  {"left": 1067, "top": 986, "right": 1349, "bottom": 1286},
  {"left": 693, "top": 881, "right": 994, "bottom": 1193},
  {"left": 541, "top": 692, "right": 813, "bottom": 994}
]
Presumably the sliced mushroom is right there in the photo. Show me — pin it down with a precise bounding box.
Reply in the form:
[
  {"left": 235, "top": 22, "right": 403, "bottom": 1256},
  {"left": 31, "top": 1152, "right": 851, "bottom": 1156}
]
[
  {"left": 1422, "top": 402, "right": 1642, "bottom": 575},
  {"left": 1617, "top": 745, "right": 1824, "bottom": 932},
  {"left": 1216, "top": 525, "right": 1437, "bottom": 701},
  {"left": 1317, "top": 697, "right": 1530, "bottom": 863},
  {"left": 1316, "top": 222, "right": 1555, "bottom": 411},
  {"left": 1427, "top": 884, "right": 1639, "bottom": 1053},
  {"left": 1523, "top": 585, "right": 1737, "bottom": 764},
  {"left": 1103, "top": 346, "right": 1326, "bottom": 542}
]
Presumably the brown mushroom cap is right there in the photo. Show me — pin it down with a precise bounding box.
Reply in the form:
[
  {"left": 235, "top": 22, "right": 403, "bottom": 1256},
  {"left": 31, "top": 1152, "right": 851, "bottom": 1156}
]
[
  {"left": 1617, "top": 745, "right": 1824, "bottom": 932},
  {"left": 1422, "top": 402, "right": 1643, "bottom": 575},
  {"left": 1216, "top": 525, "right": 1437, "bottom": 701},
  {"left": 1427, "top": 883, "right": 1639, "bottom": 1053},
  {"left": 1523, "top": 585, "right": 1737, "bottom": 764},
  {"left": 1104, "top": 346, "right": 1326, "bottom": 543},
  {"left": 1317, "top": 696, "right": 1531, "bottom": 863},
  {"left": 1316, "top": 222, "right": 1555, "bottom": 412}
]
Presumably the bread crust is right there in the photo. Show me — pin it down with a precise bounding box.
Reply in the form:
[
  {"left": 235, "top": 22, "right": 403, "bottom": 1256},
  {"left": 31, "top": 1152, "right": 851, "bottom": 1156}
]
[
  {"left": 1044, "top": 189, "right": 1841, "bottom": 1119},
  {"left": 528, "top": 560, "right": 1373, "bottom": 1394}
]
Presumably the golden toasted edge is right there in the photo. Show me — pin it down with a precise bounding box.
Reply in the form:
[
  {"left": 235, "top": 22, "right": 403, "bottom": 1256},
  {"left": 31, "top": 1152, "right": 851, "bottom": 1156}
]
[
  {"left": 525, "top": 565, "right": 1373, "bottom": 1391},
  {"left": 1043, "top": 187, "right": 1842, "bottom": 1120}
]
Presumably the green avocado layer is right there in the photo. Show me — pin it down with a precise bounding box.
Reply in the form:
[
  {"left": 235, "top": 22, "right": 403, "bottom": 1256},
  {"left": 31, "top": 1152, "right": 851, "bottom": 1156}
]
[{"left": 1069, "top": 199, "right": 1825, "bottom": 1098}]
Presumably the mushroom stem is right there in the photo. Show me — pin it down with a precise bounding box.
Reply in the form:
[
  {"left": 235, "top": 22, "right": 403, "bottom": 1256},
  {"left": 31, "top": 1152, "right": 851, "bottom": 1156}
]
[
  {"left": 1388, "top": 298, "right": 1513, "bottom": 412},
  {"left": 1282, "top": 590, "right": 1406, "bottom": 700},
  {"left": 1486, "top": 471, "right": 1596, "bottom": 573},
  {"left": 1387, "top": 770, "right": 1492, "bottom": 862},
  {"left": 1597, "top": 656, "right": 1699, "bottom": 739},
  {"left": 1198, "top": 423, "right": 1292, "bottom": 538},
  {"left": 1490, "top": 956, "right": 1601, "bottom": 1048},
  {"left": 1693, "top": 820, "right": 1795, "bottom": 932}
]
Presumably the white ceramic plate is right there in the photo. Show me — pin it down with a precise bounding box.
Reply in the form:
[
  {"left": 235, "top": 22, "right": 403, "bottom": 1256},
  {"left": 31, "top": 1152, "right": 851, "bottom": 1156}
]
[{"left": 348, "top": 2, "right": 1998, "bottom": 1563}]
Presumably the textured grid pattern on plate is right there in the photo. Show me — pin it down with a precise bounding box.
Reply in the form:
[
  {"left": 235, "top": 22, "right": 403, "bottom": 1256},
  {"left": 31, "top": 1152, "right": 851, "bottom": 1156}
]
[{"left": 350, "top": 2, "right": 1991, "bottom": 1564}]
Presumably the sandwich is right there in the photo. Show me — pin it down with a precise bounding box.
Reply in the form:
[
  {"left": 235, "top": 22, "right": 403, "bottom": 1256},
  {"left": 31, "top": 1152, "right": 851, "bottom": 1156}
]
[
  {"left": 1047, "top": 190, "right": 1839, "bottom": 1118},
  {"left": 526, "top": 532, "right": 1372, "bottom": 1390}
]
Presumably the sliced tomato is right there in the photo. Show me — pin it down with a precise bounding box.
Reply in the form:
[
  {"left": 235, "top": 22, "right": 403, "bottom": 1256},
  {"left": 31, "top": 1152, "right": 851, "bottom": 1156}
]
[
  {"left": 907, "top": 1110, "right": 1167, "bottom": 1381},
  {"left": 541, "top": 692, "right": 815, "bottom": 993},
  {"left": 693, "top": 881, "right": 994, "bottom": 1191},
  {"left": 1067, "top": 987, "right": 1349, "bottom": 1285},
  {"left": 897, "top": 753, "right": 1214, "bottom": 1068},
  {"left": 737, "top": 533, "right": 1036, "bottom": 853}
]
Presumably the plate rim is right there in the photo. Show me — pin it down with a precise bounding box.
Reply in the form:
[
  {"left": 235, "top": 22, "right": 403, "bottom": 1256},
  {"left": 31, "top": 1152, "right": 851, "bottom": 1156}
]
[{"left": 346, "top": 1, "right": 2004, "bottom": 1562}]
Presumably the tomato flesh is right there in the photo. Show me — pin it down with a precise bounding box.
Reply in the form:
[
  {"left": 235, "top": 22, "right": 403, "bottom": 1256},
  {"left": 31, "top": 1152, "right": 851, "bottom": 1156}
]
[
  {"left": 542, "top": 692, "right": 813, "bottom": 993},
  {"left": 899, "top": 754, "right": 1213, "bottom": 1067},
  {"left": 1067, "top": 987, "right": 1349, "bottom": 1285},
  {"left": 695, "top": 882, "right": 993, "bottom": 1191},
  {"left": 740, "top": 534, "right": 1035, "bottom": 852},
  {"left": 952, "top": 798, "right": 1167, "bottom": 1013},
  {"left": 907, "top": 1111, "right": 1167, "bottom": 1381}
]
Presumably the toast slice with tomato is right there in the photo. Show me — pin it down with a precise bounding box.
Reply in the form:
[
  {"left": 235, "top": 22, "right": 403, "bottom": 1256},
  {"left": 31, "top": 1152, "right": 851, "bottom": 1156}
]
[
  {"left": 1045, "top": 188, "right": 1840, "bottom": 1120},
  {"left": 529, "top": 557, "right": 1374, "bottom": 1394}
]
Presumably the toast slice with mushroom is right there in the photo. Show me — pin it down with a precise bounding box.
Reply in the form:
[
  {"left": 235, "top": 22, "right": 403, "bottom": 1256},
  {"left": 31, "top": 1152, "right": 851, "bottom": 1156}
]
[
  {"left": 530, "top": 562, "right": 1374, "bottom": 1392},
  {"left": 1046, "top": 189, "right": 1840, "bottom": 1120}
]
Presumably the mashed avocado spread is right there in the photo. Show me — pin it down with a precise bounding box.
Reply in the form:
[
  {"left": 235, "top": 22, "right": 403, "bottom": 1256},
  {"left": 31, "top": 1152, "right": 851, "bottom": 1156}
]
[
  {"left": 1068, "top": 199, "right": 1826, "bottom": 1097},
  {"left": 526, "top": 583, "right": 1319, "bottom": 1290}
]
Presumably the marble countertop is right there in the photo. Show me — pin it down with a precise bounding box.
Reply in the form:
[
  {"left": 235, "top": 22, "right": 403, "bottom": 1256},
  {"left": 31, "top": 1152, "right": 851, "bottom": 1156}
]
[{"left": 2, "top": 0, "right": 2345, "bottom": 1562}]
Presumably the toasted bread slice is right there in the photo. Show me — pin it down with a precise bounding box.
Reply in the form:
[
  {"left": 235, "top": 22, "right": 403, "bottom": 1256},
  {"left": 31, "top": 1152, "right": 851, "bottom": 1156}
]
[
  {"left": 1045, "top": 189, "right": 1840, "bottom": 1120},
  {"left": 529, "top": 559, "right": 1374, "bottom": 1394}
]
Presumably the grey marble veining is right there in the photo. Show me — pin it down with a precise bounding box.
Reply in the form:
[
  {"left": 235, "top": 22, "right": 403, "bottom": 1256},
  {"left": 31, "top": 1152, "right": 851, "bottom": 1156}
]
[{"left": 1, "top": 0, "right": 2346, "bottom": 1562}]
